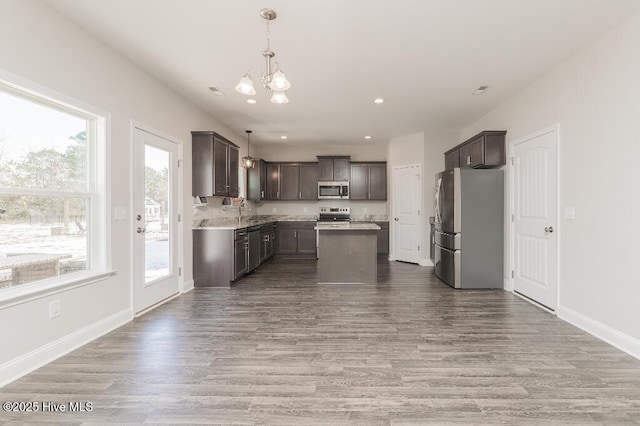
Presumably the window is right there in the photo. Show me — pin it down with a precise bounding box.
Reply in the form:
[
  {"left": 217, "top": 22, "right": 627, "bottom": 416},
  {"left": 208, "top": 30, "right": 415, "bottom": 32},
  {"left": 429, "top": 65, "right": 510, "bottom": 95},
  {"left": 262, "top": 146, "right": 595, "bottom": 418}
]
[{"left": 0, "top": 76, "right": 108, "bottom": 295}]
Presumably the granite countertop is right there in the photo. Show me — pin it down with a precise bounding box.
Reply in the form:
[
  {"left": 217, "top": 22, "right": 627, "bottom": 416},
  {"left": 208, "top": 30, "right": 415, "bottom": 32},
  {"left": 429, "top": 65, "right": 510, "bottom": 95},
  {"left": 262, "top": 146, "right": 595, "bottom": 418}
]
[
  {"left": 314, "top": 223, "right": 380, "bottom": 231},
  {"left": 193, "top": 215, "right": 318, "bottom": 230},
  {"left": 194, "top": 214, "right": 389, "bottom": 230},
  {"left": 350, "top": 215, "right": 388, "bottom": 222}
]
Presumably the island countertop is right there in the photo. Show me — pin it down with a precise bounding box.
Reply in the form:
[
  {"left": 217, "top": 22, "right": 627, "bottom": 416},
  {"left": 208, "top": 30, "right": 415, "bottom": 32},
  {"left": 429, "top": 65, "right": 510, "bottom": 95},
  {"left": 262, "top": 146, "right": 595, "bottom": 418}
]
[{"left": 314, "top": 223, "right": 380, "bottom": 231}]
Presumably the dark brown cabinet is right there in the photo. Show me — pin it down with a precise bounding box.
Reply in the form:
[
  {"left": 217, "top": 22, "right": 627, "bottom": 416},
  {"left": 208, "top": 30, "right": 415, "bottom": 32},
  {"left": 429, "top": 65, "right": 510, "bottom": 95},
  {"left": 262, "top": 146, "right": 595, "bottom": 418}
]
[
  {"left": 266, "top": 162, "right": 318, "bottom": 201},
  {"left": 375, "top": 222, "right": 389, "bottom": 255},
  {"left": 317, "top": 156, "right": 350, "bottom": 181},
  {"left": 280, "top": 163, "right": 299, "bottom": 200},
  {"left": 349, "top": 162, "right": 387, "bottom": 200},
  {"left": 260, "top": 223, "right": 277, "bottom": 262},
  {"left": 299, "top": 163, "right": 318, "bottom": 200},
  {"left": 276, "top": 221, "right": 316, "bottom": 257},
  {"left": 266, "top": 162, "right": 280, "bottom": 200},
  {"left": 247, "top": 159, "right": 267, "bottom": 201},
  {"left": 192, "top": 131, "right": 239, "bottom": 197},
  {"left": 233, "top": 231, "right": 249, "bottom": 280},
  {"left": 444, "top": 131, "right": 506, "bottom": 169},
  {"left": 444, "top": 150, "right": 460, "bottom": 170}
]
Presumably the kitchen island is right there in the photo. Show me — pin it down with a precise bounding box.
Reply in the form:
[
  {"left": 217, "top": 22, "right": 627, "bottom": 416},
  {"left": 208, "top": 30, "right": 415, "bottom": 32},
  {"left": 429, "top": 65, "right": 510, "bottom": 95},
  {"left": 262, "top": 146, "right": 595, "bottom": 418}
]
[{"left": 315, "top": 222, "right": 380, "bottom": 284}]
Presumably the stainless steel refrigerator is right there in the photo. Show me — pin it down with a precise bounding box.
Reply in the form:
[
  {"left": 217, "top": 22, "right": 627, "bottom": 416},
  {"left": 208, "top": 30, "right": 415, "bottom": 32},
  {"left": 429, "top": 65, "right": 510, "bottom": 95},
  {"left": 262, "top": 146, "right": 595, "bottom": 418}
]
[{"left": 434, "top": 168, "right": 503, "bottom": 289}]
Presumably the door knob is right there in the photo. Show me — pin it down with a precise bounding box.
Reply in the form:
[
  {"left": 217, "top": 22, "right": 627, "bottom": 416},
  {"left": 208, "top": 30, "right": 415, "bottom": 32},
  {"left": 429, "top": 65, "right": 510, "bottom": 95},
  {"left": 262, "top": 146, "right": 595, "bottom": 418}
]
[
  {"left": 136, "top": 227, "right": 146, "bottom": 234},
  {"left": 394, "top": 217, "right": 399, "bottom": 221},
  {"left": 544, "top": 226, "right": 554, "bottom": 233}
]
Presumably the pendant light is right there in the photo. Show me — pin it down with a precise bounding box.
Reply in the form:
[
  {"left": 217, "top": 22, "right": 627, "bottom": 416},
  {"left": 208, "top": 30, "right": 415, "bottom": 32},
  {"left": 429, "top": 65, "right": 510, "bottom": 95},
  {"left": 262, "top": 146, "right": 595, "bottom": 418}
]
[{"left": 242, "top": 130, "right": 256, "bottom": 169}]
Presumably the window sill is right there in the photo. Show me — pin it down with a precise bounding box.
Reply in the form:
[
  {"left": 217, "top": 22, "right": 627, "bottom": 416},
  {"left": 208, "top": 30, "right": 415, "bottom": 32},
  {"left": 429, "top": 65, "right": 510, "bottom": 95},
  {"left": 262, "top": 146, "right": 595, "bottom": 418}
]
[{"left": 0, "top": 270, "right": 117, "bottom": 309}]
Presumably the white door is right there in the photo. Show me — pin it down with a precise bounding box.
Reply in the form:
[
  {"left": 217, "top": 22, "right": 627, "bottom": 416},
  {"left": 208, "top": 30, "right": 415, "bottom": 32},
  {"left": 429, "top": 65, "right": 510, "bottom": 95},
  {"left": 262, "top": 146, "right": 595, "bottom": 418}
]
[
  {"left": 512, "top": 126, "right": 558, "bottom": 310},
  {"left": 392, "top": 164, "right": 421, "bottom": 263},
  {"left": 133, "top": 125, "right": 181, "bottom": 313}
]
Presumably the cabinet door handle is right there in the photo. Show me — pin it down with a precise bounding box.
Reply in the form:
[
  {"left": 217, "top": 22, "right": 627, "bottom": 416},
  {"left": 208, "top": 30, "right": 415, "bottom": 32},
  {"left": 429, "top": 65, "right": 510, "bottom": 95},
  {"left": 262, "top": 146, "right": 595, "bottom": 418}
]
[
  {"left": 294, "top": 231, "right": 297, "bottom": 238},
  {"left": 467, "top": 155, "right": 471, "bottom": 165},
  {"left": 277, "top": 191, "right": 279, "bottom": 198},
  {"left": 299, "top": 191, "right": 302, "bottom": 199},
  {"left": 261, "top": 190, "right": 264, "bottom": 199}
]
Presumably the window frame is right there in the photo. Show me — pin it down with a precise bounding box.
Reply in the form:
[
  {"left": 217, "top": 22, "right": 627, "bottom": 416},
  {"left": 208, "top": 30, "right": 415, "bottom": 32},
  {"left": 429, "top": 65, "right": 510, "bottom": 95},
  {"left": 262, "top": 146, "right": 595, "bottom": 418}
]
[{"left": 0, "top": 71, "right": 114, "bottom": 306}]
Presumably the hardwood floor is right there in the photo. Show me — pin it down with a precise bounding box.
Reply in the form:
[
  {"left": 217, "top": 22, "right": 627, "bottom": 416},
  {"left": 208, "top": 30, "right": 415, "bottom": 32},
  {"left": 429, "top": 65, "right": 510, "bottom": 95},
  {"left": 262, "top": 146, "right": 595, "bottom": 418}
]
[{"left": 2, "top": 258, "right": 640, "bottom": 424}]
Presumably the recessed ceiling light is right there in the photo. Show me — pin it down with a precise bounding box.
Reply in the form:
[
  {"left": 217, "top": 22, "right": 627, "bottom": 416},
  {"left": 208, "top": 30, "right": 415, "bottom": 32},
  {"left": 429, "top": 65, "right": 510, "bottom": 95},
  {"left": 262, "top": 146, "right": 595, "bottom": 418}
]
[
  {"left": 280, "top": 135, "right": 288, "bottom": 139},
  {"left": 246, "top": 99, "right": 257, "bottom": 104},
  {"left": 373, "top": 98, "right": 384, "bottom": 104},
  {"left": 472, "top": 86, "right": 490, "bottom": 95},
  {"left": 208, "top": 86, "right": 225, "bottom": 96},
  {"left": 364, "top": 136, "right": 372, "bottom": 139}
]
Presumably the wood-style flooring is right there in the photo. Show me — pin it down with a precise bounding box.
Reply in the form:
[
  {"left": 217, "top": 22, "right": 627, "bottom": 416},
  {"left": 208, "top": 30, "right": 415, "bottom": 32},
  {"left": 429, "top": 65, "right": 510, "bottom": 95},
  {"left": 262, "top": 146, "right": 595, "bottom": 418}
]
[{"left": 2, "top": 258, "right": 640, "bottom": 425}]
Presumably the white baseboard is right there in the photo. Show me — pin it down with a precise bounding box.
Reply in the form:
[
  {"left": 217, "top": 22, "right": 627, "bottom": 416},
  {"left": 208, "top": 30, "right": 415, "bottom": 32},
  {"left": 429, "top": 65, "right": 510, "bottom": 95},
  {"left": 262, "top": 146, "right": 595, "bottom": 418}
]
[
  {"left": 419, "top": 259, "right": 433, "bottom": 267},
  {"left": 503, "top": 278, "right": 512, "bottom": 291},
  {"left": 0, "top": 308, "right": 132, "bottom": 387},
  {"left": 182, "top": 279, "right": 194, "bottom": 293},
  {"left": 558, "top": 304, "right": 640, "bottom": 361}
]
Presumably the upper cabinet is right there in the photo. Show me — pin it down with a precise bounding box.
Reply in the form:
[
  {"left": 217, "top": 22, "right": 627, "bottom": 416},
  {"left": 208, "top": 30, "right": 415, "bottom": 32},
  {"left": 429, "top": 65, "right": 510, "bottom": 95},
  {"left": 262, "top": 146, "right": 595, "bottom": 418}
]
[
  {"left": 350, "top": 162, "right": 387, "bottom": 200},
  {"left": 192, "top": 131, "right": 239, "bottom": 197},
  {"left": 317, "top": 156, "right": 350, "bottom": 181},
  {"left": 262, "top": 162, "right": 318, "bottom": 201},
  {"left": 444, "top": 131, "right": 506, "bottom": 170},
  {"left": 247, "top": 159, "right": 268, "bottom": 201}
]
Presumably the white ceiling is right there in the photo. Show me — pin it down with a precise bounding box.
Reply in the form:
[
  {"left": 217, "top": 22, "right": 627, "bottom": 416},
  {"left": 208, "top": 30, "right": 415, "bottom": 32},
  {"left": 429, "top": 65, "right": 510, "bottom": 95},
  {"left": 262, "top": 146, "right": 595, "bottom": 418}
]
[{"left": 45, "top": 0, "right": 640, "bottom": 146}]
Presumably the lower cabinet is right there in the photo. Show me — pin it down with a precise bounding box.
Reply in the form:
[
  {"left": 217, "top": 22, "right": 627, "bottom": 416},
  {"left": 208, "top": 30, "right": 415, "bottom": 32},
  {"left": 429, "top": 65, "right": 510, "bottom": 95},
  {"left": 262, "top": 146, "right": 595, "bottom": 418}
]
[
  {"left": 276, "top": 221, "right": 317, "bottom": 257},
  {"left": 375, "top": 222, "right": 389, "bottom": 255},
  {"left": 351, "top": 221, "right": 389, "bottom": 255},
  {"left": 247, "top": 226, "right": 261, "bottom": 273},
  {"left": 234, "top": 232, "right": 249, "bottom": 280},
  {"left": 193, "top": 222, "right": 278, "bottom": 287},
  {"left": 260, "top": 223, "right": 277, "bottom": 263}
]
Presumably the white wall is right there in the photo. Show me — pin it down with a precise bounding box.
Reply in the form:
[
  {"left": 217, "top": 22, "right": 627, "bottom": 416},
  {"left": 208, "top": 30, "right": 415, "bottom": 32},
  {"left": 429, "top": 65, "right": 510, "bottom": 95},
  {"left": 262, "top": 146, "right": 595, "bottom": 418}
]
[
  {"left": 0, "top": 0, "right": 246, "bottom": 378},
  {"left": 460, "top": 10, "right": 640, "bottom": 348}
]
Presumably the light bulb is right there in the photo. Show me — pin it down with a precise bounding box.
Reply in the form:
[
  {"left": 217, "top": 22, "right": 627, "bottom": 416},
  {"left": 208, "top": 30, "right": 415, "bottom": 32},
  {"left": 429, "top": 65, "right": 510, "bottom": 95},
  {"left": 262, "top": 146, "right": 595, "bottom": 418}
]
[
  {"left": 270, "top": 90, "right": 289, "bottom": 104},
  {"left": 269, "top": 70, "right": 291, "bottom": 91},
  {"left": 235, "top": 74, "right": 256, "bottom": 95}
]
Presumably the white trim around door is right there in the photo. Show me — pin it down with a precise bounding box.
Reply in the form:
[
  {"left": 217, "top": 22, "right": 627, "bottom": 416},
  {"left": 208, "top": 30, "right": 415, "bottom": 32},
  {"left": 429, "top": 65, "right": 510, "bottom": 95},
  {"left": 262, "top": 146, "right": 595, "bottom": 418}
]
[
  {"left": 129, "top": 121, "right": 184, "bottom": 315},
  {"left": 390, "top": 164, "right": 423, "bottom": 264}
]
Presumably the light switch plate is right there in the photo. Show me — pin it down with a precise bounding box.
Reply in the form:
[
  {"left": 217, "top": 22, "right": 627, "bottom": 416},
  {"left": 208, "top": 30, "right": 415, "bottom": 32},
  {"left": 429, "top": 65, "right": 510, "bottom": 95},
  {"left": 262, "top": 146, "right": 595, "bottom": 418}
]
[{"left": 564, "top": 206, "right": 575, "bottom": 220}]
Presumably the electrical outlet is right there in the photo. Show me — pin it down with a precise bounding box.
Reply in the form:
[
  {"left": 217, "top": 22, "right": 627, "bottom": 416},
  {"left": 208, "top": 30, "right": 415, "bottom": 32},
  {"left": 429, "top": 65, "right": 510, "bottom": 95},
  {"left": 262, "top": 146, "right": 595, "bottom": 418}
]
[
  {"left": 49, "top": 299, "right": 61, "bottom": 318},
  {"left": 363, "top": 207, "right": 368, "bottom": 214},
  {"left": 272, "top": 207, "right": 277, "bottom": 213},
  {"left": 303, "top": 207, "right": 308, "bottom": 213}
]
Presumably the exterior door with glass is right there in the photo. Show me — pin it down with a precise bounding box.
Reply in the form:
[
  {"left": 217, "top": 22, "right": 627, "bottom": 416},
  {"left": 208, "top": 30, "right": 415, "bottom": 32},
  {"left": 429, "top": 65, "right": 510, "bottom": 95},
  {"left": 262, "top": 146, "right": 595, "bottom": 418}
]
[{"left": 132, "top": 125, "right": 181, "bottom": 313}]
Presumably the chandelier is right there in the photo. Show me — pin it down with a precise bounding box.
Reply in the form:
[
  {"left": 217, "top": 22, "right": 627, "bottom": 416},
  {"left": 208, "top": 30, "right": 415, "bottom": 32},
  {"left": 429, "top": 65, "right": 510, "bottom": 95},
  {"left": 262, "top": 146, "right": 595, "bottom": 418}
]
[
  {"left": 235, "top": 8, "right": 291, "bottom": 104},
  {"left": 242, "top": 130, "right": 256, "bottom": 169}
]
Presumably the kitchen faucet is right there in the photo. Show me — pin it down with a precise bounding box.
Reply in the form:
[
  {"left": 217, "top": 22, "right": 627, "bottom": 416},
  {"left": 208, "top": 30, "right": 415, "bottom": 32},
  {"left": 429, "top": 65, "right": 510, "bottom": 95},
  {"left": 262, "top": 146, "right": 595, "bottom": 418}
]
[{"left": 237, "top": 199, "right": 252, "bottom": 224}]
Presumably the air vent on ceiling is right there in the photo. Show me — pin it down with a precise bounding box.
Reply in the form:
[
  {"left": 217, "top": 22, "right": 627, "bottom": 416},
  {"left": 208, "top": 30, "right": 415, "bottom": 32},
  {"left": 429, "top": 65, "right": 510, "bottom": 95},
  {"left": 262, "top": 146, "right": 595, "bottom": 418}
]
[
  {"left": 472, "top": 86, "right": 490, "bottom": 95},
  {"left": 208, "top": 86, "right": 226, "bottom": 96}
]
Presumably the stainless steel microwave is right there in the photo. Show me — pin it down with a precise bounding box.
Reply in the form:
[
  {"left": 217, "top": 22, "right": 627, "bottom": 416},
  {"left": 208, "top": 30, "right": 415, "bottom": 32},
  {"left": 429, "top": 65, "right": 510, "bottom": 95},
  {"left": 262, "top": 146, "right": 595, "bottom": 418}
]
[{"left": 318, "top": 182, "right": 349, "bottom": 199}]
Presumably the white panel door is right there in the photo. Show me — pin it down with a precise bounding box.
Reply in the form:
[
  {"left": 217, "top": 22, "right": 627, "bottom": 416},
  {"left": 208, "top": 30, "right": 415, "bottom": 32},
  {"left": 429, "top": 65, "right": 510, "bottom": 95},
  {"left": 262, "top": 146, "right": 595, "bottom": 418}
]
[
  {"left": 133, "top": 126, "right": 180, "bottom": 314},
  {"left": 393, "top": 164, "right": 421, "bottom": 264},
  {"left": 512, "top": 127, "right": 558, "bottom": 310}
]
